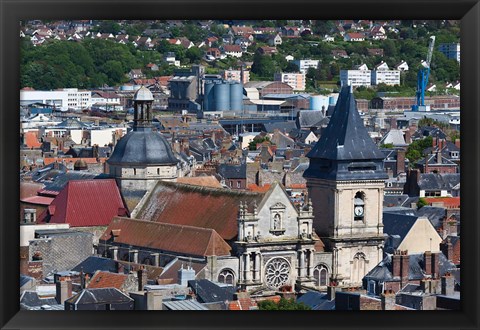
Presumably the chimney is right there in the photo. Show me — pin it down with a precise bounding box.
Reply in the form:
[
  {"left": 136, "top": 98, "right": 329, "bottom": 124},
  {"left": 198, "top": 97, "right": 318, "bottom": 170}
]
[
  {"left": 423, "top": 251, "right": 432, "bottom": 276},
  {"left": 400, "top": 251, "right": 409, "bottom": 285},
  {"left": 436, "top": 149, "right": 442, "bottom": 164},
  {"left": 396, "top": 149, "right": 406, "bottom": 176},
  {"left": 454, "top": 139, "right": 460, "bottom": 149},
  {"left": 424, "top": 154, "right": 429, "bottom": 173},
  {"left": 381, "top": 290, "right": 396, "bottom": 310},
  {"left": 404, "top": 130, "right": 412, "bottom": 144},
  {"left": 440, "top": 237, "right": 454, "bottom": 262},
  {"left": 392, "top": 251, "right": 401, "bottom": 278},
  {"left": 441, "top": 272, "right": 455, "bottom": 296},
  {"left": 431, "top": 252, "right": 440, "bottom": 279},
  {"left": 138, "top": 267, "right": 148, "bottom": 291},
  {"left": 326, "top": 284, "right": 338, "bottom": 301},
  {"left": 178, "top": 265, "right": 195, "bottom": 286},
  {"left": 390, "top": 117, "right": 397, "bottom": 129},
  {"left": 55, "top": 276, "right": 73, "bottom": 305}
]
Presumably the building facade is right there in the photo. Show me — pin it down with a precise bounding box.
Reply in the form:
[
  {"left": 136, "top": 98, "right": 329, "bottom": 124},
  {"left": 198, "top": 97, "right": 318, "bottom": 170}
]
[
  {"left": 340, "top": 69, "right": 372, "bottom": 87},
  {"left": 304, "top": 86, "right": 388, "bottom": 286},
  {"left": 274, "top": 72, "right": 306, "bottom": 91},
  {"left": 438, "top": 43, "right": 460, "bottom": 62}
]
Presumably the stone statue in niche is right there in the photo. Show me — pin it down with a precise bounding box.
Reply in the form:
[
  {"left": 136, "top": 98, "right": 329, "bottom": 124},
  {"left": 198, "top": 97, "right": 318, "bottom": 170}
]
[{"left": 273, "top": 213, "right": 281, "bottom": 230}]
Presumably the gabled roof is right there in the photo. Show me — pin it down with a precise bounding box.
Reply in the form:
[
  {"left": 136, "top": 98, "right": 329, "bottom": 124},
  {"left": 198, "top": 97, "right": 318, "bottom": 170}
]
[
  {"left": 382, "top": 212, "right": 419, "bottom": 241},
  {"left": 72, "top": 256, "right": 118, "bottom": 275},
  {"left": 133, "top": 181, "right": 264, "bottom": 241},
  {"left": 65, "top": 288, "right": 133, "bottom": 305},
  {"left": 296, "top": 110, "right": 326, "bottom": 128},
  {"left": 417, "top": 173, "right": 460, "bottom": 191},
  {"left": 38, "top": 179, "right": 128, "bottom": 227},
  {"left": 306, "top": 86, "right": 385, "bottom": 161},
  {"left": 188, "top": 279, "right": 236, "bottom": 303},
  {"left": 87, "top": 271, "right": 128, "bottom": 290},
  {"left": 379, "top": 129, "right": 407, "bottom": 147},
  {"left": 218, "top": 163, "right": 247, "bottom": 179},
  {"left": 100, "top": 217, "right": 232, "bottom": 257}
]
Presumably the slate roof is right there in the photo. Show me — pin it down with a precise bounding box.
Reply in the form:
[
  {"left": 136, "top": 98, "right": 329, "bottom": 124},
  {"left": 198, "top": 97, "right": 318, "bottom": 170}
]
[
  {"left": 100, "top": 217, "right": 232, "bottom": 257},
  {"left": 133, "top": 181, "right": 264, "bottom": 241},
  {"left": 416, "top": 153, "right": 457, "bottom": 166},
  {"left": 416, "top": 206, "right": 448, "bottom": 229},
  {"left": 87, "top": 271, "right": 128, "bottom": 290},
  {"left": 107, "top": 130, "right": 179, "bottom": 166},
  {"left": 382, "top": 212, "right": 419, "bottom": 241},
  {"left": 20, "top": 291, "right": 59, "bottom": 309},
  {"left": 39, "top": 171, "right": 100, "bottom": 193},
  {"left": 187, "top": 279, "right": 236, "bottom": 303},
  {"left": 218, "top": 163, "right": 247, "bottom": 179},
  {"left": 270, "top": 131, "right": 295, "bottom": 149},
  {"left": 262, "top": 121, "right": 297, "bottom": 133},
  {"left": 65, "top": 288, "right": 133, "bottom": 305},
  {"left": 307, "top": 86, "right": 385, "bottom": 161},
  {"left": 296, "top": 291, "right": 335, "bottom": 310},
  {"left": 364, "top": 253, "right": 456, "bottom": 282},
  {"left": 417, "top": 173, "right": 460, "bottom": 191},
  {"left": 56, "top": 118, "right": 89, "bottom": 129},
  {"left": 379, "top": 129, "right": 407, "bottom": 147},
  {"left": 72, "top": 256, "right": 118, "bottom": 275},
  {"left": 296, "top": 110, "right": 326, "bottom": 129},
  {"left": 38, "top": 179, "right": 128, "bottom": 227}
]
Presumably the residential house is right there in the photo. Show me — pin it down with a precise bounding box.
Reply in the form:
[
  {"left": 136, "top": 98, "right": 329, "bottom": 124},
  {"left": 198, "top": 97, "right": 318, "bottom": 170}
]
[
  {"left": 404, "top": 170, "right": 460, "bottom": 197},
  {"left": 268, "top": 34, "right": 283, "bottom": 46},
  {"left": 369, "top": 26, "right": 387, "bottom": 40},
  {"left": 331, "top": 49, "right": 349, "bottom": 59},
  {"left": 206, "top": 48, "right": 222, "bottom": 60},
  {"left": 231, "top": 26, "right": 255, "bottom": 36},
  {"left": 218, "top": 162, "right": 247, "bottom": 189},
  {"left": 222, "top": 45, "right": 243, "bottom": 58},
  {"left": 344, "top": 32, "right": 365, "bottom": 42},
  {"left": 257, "top": 46, "right": 277, "bottom": 56},
  {"left": 395, "top": 61, "right": 409, "bottom": 72},
  {"left": 146, "top": 63, "right": 159, "bottom": 71},
  {"left": 323, "top": 35, "right": 335, "bottom": 42},
  {"left": 128, "top": 69, "right": 145, "bottom": 80}
]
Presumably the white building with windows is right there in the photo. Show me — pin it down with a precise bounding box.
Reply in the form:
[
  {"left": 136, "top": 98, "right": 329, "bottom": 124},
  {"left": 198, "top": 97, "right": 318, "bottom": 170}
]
[
  {"left": 340, "top": 65, "right": 372, "bottom": 87},
  {"left": 371, "top": 62, "right": 400, "bottom": 86},
  {"left": 20, "top": 88, "right": 92, "bottom": 111},
  {"left": 274, "top": 72, "right": 306, "bottom": 91},
  {"left": 292, "top": 59, "right": 319, "bottom": 74},
  {"left": 438, "top": 43, "right": 460, "bottom": 62}
]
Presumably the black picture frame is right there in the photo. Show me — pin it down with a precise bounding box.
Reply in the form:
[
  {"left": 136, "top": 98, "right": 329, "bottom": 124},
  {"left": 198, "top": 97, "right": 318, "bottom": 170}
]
[{"left": 1, "top": 0, "right": 478, "bottom": 329}]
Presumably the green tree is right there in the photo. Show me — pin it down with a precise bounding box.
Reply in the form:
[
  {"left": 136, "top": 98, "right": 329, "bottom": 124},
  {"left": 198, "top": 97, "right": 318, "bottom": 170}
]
[
  {"left": 186, "top": 47, "right": 203, "bottom": 63},
  {"left": 251, "top": 52, "right": 275, "bottom": 79},
  {"left": 96, "top": 20, "right": 122, "bottom": 34},
  {"left": 417, "top": 197, "right": 428, "bottom": 209},
  {"left": 258, "top": 298, "right": 311, "bottom": 310}
]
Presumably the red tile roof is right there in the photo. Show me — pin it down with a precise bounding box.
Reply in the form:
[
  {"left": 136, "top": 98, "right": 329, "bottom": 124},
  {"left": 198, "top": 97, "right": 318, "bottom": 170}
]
[
  {"left": 176, "top": 176, "right": 223, "bottom": 188},
  {"left": 24, "top": 131, "right": 42, "bottom": 148},
  {"left": 38, "top": 179, "right": 128, "bottom": 227},
  {"left": 20, "top": 182, "right": 44, "bottom": 199},
  {"left": 20, "top": 196, "right": 54, "bottom": 206},
  {"left": 134, "top": 181, "right": 264, "bottom": 241},
  {"left": 424, "top": 197, "right": 460, "bottom": 209},
  {"left": 247, "top": 183, "right": 271, "bottom": 193},
  {"left": 228, "top": 298, "right": 258, "bottom": 310},
  {"left": 87, "top": 271, "right": 128, "bottom": 290},
  {"left": 100, "top": 217, "right": 231, "bottom": 257}
]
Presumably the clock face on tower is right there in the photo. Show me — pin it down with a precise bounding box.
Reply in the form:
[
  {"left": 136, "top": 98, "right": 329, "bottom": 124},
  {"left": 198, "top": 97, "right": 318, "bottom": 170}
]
[{"left": 354, "top": 205, "right": 364, "bottom": 217}]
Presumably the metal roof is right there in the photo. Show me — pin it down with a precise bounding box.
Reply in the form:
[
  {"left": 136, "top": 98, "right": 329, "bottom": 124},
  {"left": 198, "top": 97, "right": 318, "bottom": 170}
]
[
  {"left": 163, "top": 299, "right": 208, "bottom": 310},
  {"left": 38, "top": 179, "right": 128, "bottom": 227}
]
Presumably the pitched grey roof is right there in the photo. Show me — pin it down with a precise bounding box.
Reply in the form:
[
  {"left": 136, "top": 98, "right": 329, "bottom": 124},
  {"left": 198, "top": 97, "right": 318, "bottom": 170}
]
[
  {"left": 379, "top": 129, "right": 407, "bottom": 147},
  {"left": 296, "top": 291, "right": 335, "bottom": 310},
  {"left": 307, "top": 87, "right": 385, "bottom": 161},
  {"left": 296, "top": 110, "right": 326, "bottom": 129},
  {"left": 383, "top": 212, "right": 418, "bottom": 241},
  {"left": 187, "top": 279, "right": 235, "bottom": 303},
  {"left": 218, "top": 163, "right": 246, "bottom": 179},
  {"left": 20, "top": 291, "right": 58, "bottom": 308},
  {"left": 71, "top": 256, "right": 118, "bottom": 275},
  {"left": 65, "top": 288, "right": 133, "bottom": 305},
  {"left": 417, "top": 173, "right": 460, "bottom": 191},
  {"left": 163, "top": 299, "right": 209, "bottom": 310}
]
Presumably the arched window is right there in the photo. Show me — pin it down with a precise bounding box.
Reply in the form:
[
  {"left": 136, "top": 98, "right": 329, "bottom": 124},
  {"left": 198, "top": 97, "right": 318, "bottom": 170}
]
[
  {"left": 313, "top": 264, "right": 329, "bottom": 286},
  {"left": 351, "top": 253, "right": 367, "bottom": 283},
  {"left": 354, "top": 191, "right": 365, "bottom": 221},
  {"left": 133, "top": 168, "right": 137, "bottom": 175},
  {"left": 218, "top": 269, "right": 235, "bottom": 285}
]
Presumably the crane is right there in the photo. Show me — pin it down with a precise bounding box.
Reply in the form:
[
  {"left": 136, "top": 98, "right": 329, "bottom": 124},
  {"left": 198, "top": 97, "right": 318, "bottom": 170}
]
[{"left": 412, "top": 36, "right": 436, "bottom": 111}]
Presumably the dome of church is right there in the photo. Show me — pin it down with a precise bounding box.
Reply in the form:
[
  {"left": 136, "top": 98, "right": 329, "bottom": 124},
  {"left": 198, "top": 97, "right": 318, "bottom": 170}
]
[
  {"left": 74, "top": 159, "right": 88, "bottom": 170},
  {"left": 107, "top": 131, "right": 179, "bottom": 166},
  {"left": 133, "top": 86, "right": 154, "bottom": 102}
]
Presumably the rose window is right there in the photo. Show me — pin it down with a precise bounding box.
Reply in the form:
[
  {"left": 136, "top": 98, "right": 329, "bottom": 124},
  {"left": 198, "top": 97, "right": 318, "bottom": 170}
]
[{"left": 265, "top": 258, "right": 290, "bottom": 289}]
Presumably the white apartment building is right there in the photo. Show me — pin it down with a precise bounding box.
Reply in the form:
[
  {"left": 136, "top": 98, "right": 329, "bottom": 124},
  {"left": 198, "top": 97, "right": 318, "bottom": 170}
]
[
  {"left": 274, "top": 72, "right": 306, "bottom": 91},
  {"left": 292, "top": 59, "right": 319, "bottom": 74},
  {"left": 20, "top": 88, "right": 92, "bottom": 111},
  {"left": 371, "top": 70, "right": 400, "bottom": 85},
  {"left": 438, "top": 43, "right": 460, "bottom": 62},
  {"left": 340, "top": 69, "right": 372, "bottom": 87}
]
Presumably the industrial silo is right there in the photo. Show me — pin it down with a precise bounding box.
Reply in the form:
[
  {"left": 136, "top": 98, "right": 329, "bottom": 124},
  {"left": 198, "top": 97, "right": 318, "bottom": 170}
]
[
  {"left": 329, "top": 94, "right": 339, "bottom": 105},
  {"left": 203, "top": 81, "right": 215, "bottom": 111},
  {"left": 229, "top": 81, "right": 244, "bottom": 112},
  {"left": 214, "top": 82, "right": 230, "bottom": 111},
  {"left": 310, "top": 95, "right": 329, "bottom": 111}
]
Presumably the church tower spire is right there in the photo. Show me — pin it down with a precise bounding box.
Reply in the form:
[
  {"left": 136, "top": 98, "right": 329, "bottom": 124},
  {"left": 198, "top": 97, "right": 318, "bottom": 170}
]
[{"left": 304, "top": 86, "right": 387, "bottom": 286}]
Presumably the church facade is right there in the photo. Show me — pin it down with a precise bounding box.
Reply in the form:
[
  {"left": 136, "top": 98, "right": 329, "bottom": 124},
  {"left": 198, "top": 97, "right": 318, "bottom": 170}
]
[{"left": 100, "top": 85, "right": 387, "bottom": 293}]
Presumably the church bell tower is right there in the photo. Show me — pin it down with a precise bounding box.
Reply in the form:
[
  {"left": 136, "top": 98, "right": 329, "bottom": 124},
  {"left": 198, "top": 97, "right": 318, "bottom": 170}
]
[{"left": 303, "top": 86, "right": 388, "bottom": 286}]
